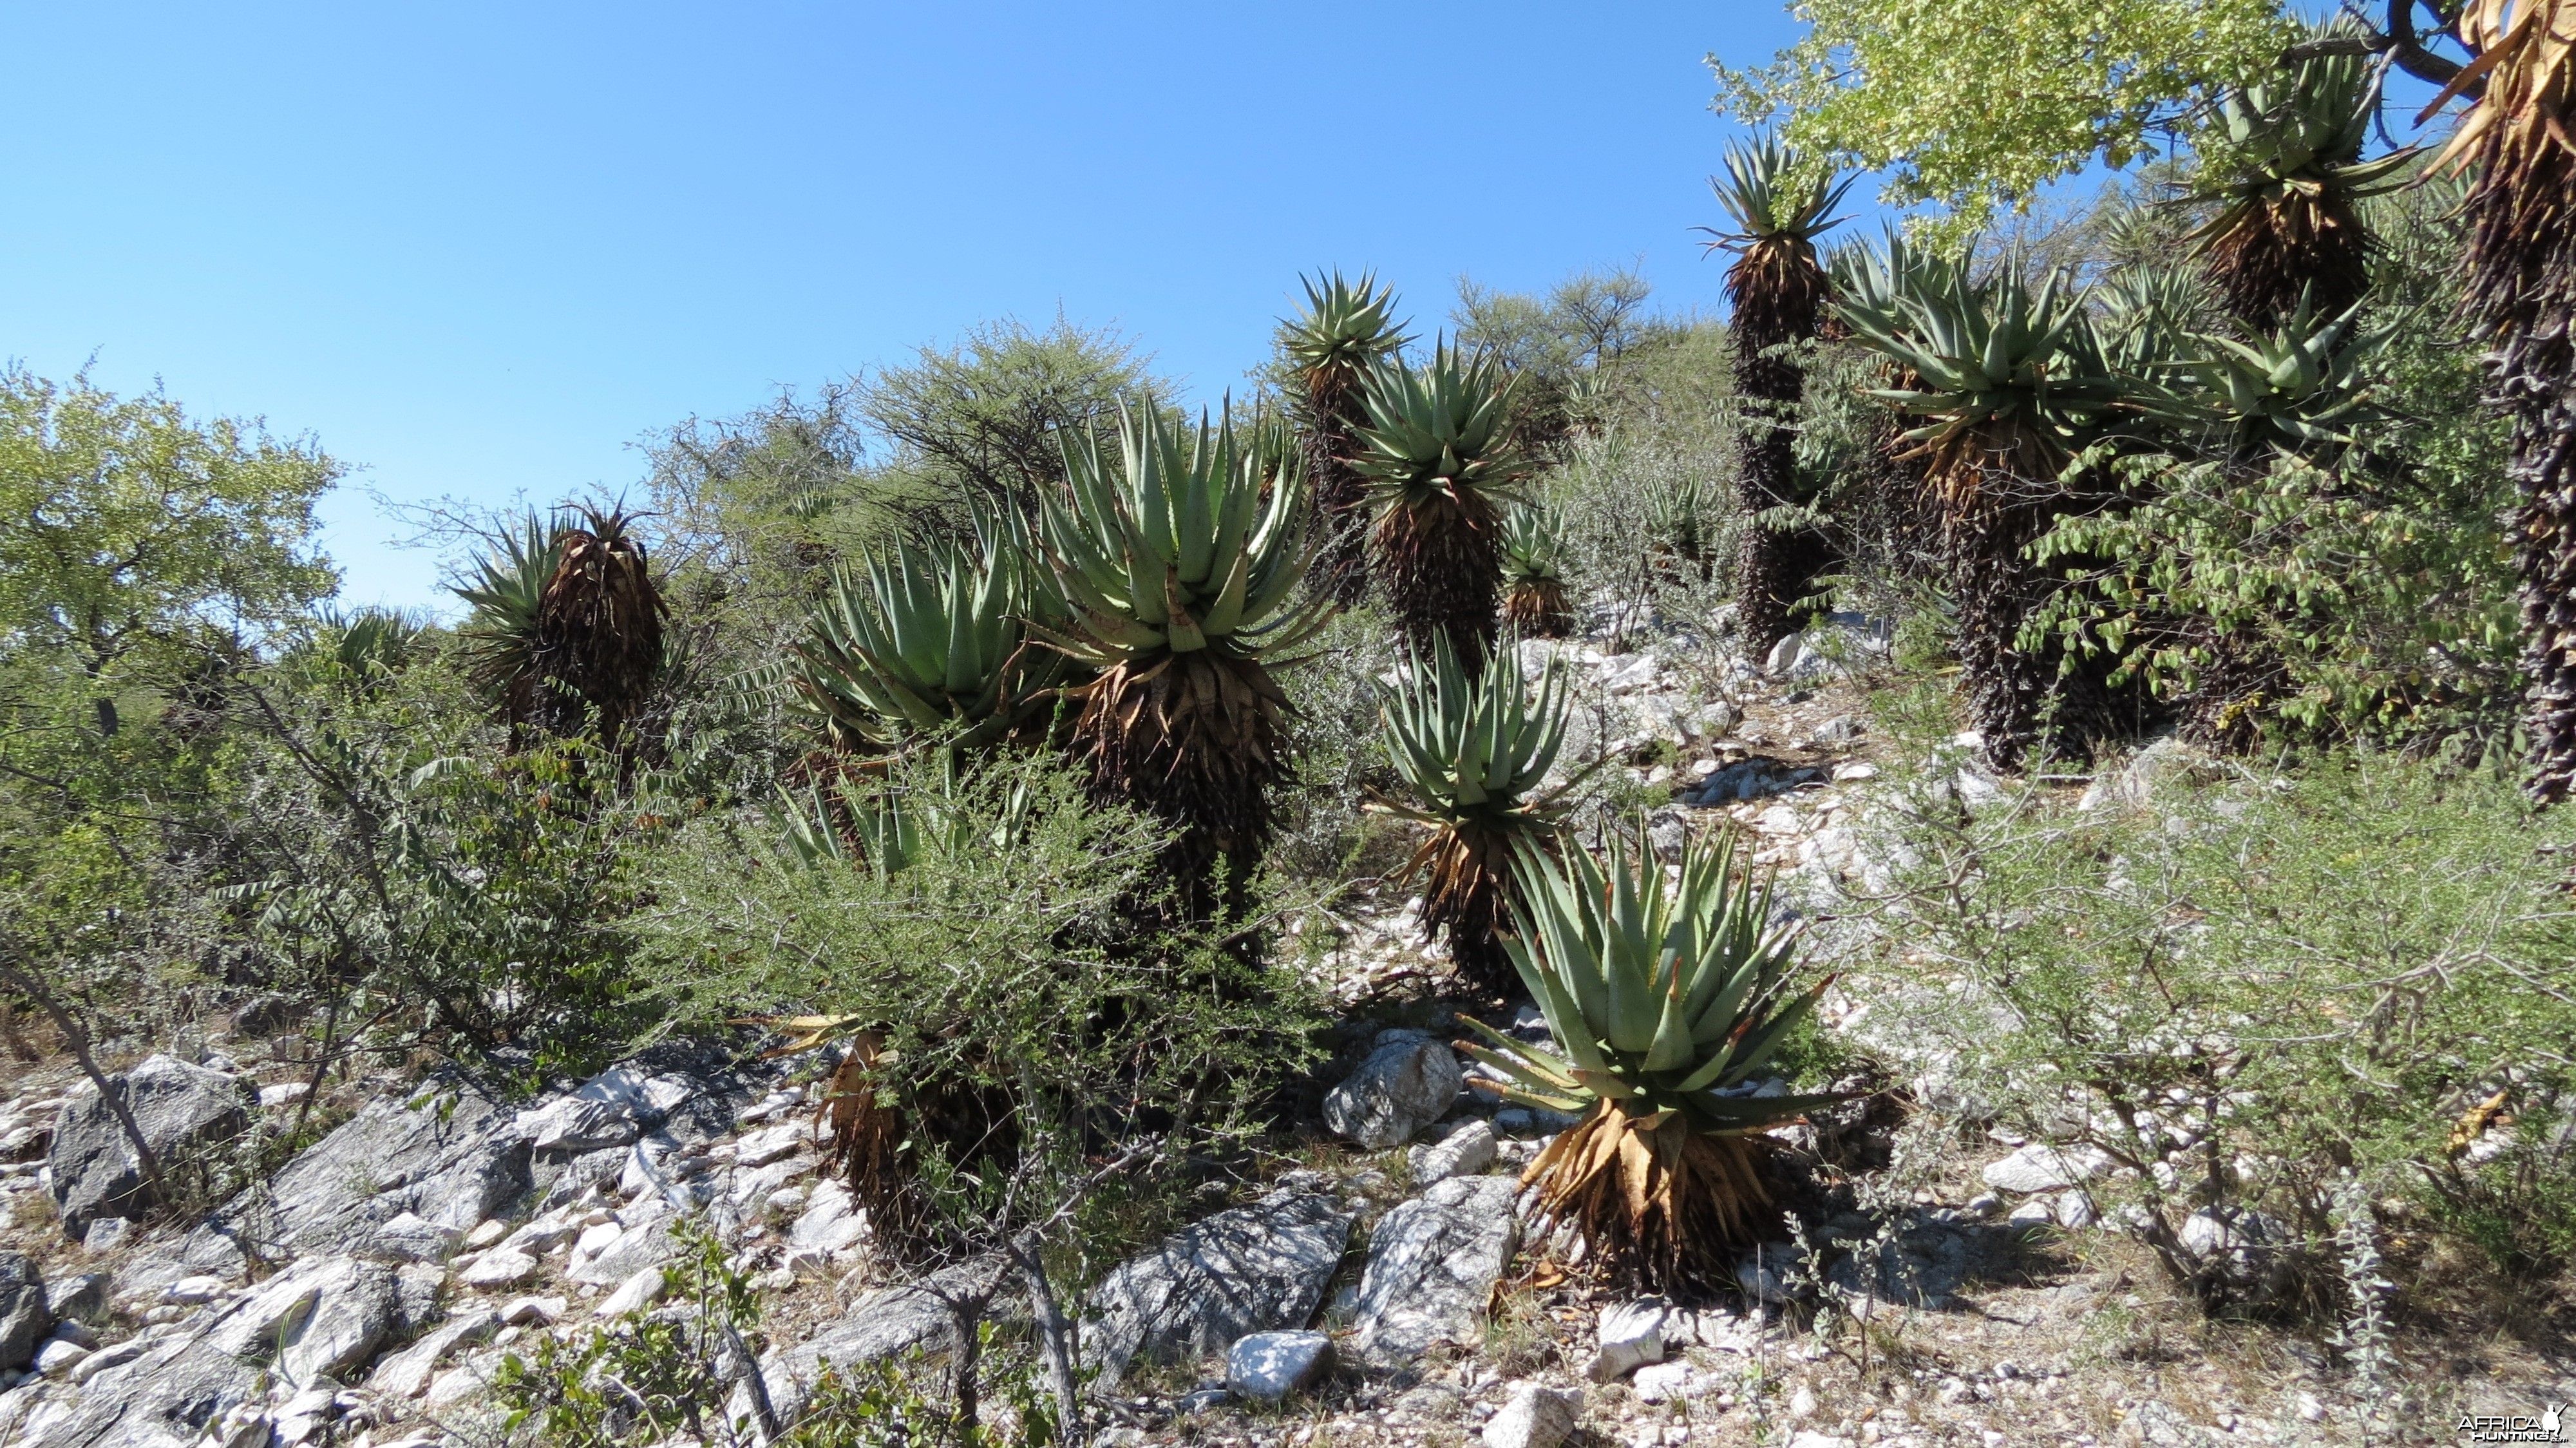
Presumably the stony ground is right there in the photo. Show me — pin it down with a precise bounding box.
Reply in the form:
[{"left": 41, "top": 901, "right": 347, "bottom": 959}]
[{"left": 0, "top": 621, "right": 2570, "bottom": 1448}]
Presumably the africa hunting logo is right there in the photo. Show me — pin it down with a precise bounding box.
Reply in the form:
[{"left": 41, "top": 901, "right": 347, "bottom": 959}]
[{"left": 2459, "top": 1403, "right": 2566, "bottom": 1443}]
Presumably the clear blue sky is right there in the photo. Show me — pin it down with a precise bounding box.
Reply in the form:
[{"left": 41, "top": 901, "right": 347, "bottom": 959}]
[{"left": 4, "top": 3, "right": 1805, "bottom": 614}]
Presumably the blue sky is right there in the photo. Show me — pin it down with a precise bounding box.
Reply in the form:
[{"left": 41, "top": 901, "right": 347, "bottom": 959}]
[{"left": 3, "top": 2, "right": 1809, "bottom": 614}]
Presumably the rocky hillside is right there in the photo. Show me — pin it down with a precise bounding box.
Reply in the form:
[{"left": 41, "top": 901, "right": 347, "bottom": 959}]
[{"left": 0, "top": 629, "right": 2566, "bottom": 1448}]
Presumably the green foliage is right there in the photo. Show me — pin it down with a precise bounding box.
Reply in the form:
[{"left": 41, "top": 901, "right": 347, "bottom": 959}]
[
  {"left": 0, "top": 366, "right": 341, "bottom": 675},
  {"left": 2146, "top": 295, "right": 2394, "bottom": 449},
  {"left": 1353, "top": 343, "right": 1533, "bottom": 513},
  {"left": 639, "top": 748, "right": 1323, "bottom": 1244},
  {"left": 2029, "top": 451, "right": 2517, "bottom": 746},
  {"left": 1035, "top": 406, "right": 1327, "bottom": 668},
  {"left": 1839, "top": 260, "right": 2127, "bottom": 457},
  {"left": 1849, "top": 751, "right": 2576, "bottom": 1283},
  {"left": 1279, "top": 272, "right": 1412, "bottom": 405},
  {"left": 786, "top": 518, "right": 1068, "bottom": 754},
  {"left": 216, "top": 656, "right": 656, "bottom": 1076},
  {"left": 1377, "top": 634, "right": 1574, "bottom": 832},
  {"left": 2190, "top": 17, "right": 2413, "bottom": 222},
  {"left": 857, "top": 317, "right": 1161, "bottom": 518},
  {"left": 1710, "top": 0, "right": 2294, "bottom": 237},
  {"left": 1458, "top": 823, "right": 1837, "bottom": 1129}
]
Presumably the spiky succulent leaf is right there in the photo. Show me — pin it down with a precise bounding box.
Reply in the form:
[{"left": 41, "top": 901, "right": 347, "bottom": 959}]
[
  {"left": 1473, "top": 821, "right": 1832, "bottom": 1134},
  {"left": 2150, "top": 291, "right": 2394, "bottom": 448},
  {"left": 455, "top": 511, "right": 565, "bottom": 718},
  {"left": 1280, "top": 272, "right": 1411, "bottom": 415},
  {"left": 1378, "top": 632, "right": 1573, "bottom": 827},
  {"left": 788, "top": 528, "right": 1064, "bottom": 752},
  {"left": 1037, "top": 403, "right": 1327, "bottom": 667},
  {"left": 1839, "top": 258, "right": 2131, "bottom": 470},
  {"left": 1497, "top": 503, "right": 1567, "bottom": 586},
  {"left": 1352, "top": 343, "right": 1531, "bottom": 517}
]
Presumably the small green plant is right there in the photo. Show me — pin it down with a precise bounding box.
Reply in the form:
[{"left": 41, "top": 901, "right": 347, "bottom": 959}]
[{"left": 494, "top": 1220, "right": 766, "bottom": 1448}]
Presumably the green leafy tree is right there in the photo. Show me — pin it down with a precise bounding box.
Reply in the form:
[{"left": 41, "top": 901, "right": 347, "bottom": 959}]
[{"left": 1710, "top": 0, "right": 2297, "bottom": 236}]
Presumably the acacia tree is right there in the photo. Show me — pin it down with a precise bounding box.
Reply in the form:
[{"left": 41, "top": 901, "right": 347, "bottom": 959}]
[
  {"left": 0, "top": 367, "right": 338, "bottom": 1210},
  {"left": 1711, "top": 0, "right": 2470, "bottom": 238}
]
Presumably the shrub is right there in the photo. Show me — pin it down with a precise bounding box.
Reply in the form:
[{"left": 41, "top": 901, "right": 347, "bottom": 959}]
[
  {"left": 636, "top": 747, "right": 1323, "bottom": 1254},
  {"left": 1847, "top": 750, "right": 2576, "bottom": 1303}
]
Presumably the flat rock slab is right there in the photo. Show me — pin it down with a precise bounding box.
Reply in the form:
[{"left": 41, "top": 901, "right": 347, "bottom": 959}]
[
  {"left": 1352, "top": 1175, "right": 1520, "bottom": 1366},
  {"left": 735, "top": 1255, "right": 1007, "bottom": 1431},
  {"left": 177, "top": 1085, "right": 529, "bottom": 1281},
  {"left": 1081, "top": 1188, "right": 1354, "bottom": 1389}
]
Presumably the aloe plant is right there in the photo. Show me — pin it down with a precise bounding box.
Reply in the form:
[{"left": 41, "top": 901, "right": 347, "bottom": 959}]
[
  {"left": 1354, "top": 343, "right": 1530, "bottom": 669},
  {"left": 1455, "top": 821, "right": 1841, "bottom": 1291},
  {"left": 2154, "top": 291, "right": 2392, "bottom": 452},
  {"left": 1034, "top": 402, "right": 1332, "bottom": 912},
  {"left": 1497, "top": 504, "right": 1575, "bottom": 638},
  {"left": 788, "top": 519, "right": 1065, "bottom": 755},
  {"left": 1376, "top": 633, "right": 1582, "bottom": 993}
]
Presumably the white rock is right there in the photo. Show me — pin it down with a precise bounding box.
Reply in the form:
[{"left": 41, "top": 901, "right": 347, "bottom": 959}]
[
  {"left": 1788, "top": 1384, "right": 1817, "bottom": 1418},
  {"left": 457, "top": 1249, "right": 540, "bottom": 1288},
  {"left": 735, "top": 1122, "right": 808, "bottom": 1168},
  {"left": 164, "top": 1275, "right": 231, "bottom": 1304},
  {"left": 66, "top": 1337, "right": 144, "bottom": 1384},
  {"left": 1406, "top": 1121, "right": 1497, "bottom": 1186},
  {"left": 1483, "top": 1383, "right": 1582, "bottom": 1448},
  {"left": 2006, "top": 1200, "right": 2054, "bottom": 1227},
  {"left": 462, "top": 1218, "right": 510, "bottom": 1250},
  {"left": 566, "top": 1221, "right": 623, "bottom": 1273},
  {"left": 1981, "top": 1143, "right": 2114, "bottom": 1194},
  {"left": 1831, "top": 762, "right": 1879, "bottom": 783},
  {"left": 368, "top": 1310, "right": 500, "bottom": 1397},
  {"left": 33, "top": 1340, "right": 88, "bottom": 1377},
  {"left": 1631, "top": 1360, "right": 1692, "bottom": 1404},
  {"left": 500, "top": 1295, "right": 565, "bottom": 1326},
  {"left": 257, "top": 1083, "right": 312, "bottom": 1109},
  {"left": 1585, "top": 1299, "right": 1667, "bottom": 1381},
  {"left": 2054, "top": 1190, "right": 2098, "bottom": 1229},
  {"left": 788, "top": 1180, "right": 870, "bottom": 1255},
  {"left": 596, "top": 1266, "right": 665, "bottom": 1317}
]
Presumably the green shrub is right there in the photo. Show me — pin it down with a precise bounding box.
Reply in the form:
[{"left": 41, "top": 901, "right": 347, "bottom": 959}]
[
  {"left": 637, "top": 747, "right": 1323, "bottom": 1253},
  {"left": 1850, "top": 750, "right": 2576, "bottom": 1299}
]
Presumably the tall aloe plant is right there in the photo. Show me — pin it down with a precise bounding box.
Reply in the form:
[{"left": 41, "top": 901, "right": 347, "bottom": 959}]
[
  {"left": 2191, "top": 15, "right": 2414, "bottom": 329},
  {"left": 1455, "top": 823, "right": 1841, "bottom": 1292},
  {"left": 1036, "top": 403, "right": 1332, "bottom": 914},
  {"left": 1700, "top": 136, "right": 1852, "bottom": 652},
  {"left": 1280, "top": 271, "right": 1412, "bottom": 605},
  {"left": 1840, "top": 258, "right": 2135, "bottom": 764},
  {"left": 1354, "top": 343, "right": 1531, "bottom": 672}
]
